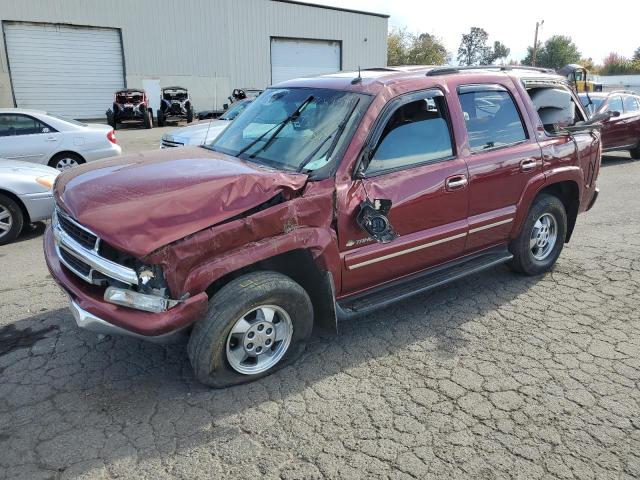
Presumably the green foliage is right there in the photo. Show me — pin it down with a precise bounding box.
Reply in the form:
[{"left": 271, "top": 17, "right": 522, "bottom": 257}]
[
  {"left": 522, "top": 35, "right": 581, "bottom": 69},
  {"left": 456, "top": 28, "right": 509, "bottom": 66},
  {"left": 600, "top": 52, "right": 640, "bottom": 75},
  {"left": 387, "top": 28, "right": 448, "bottom": 66},
  {"left": 634, "top": 47, "right": 640, "bottom": 62},
  {"left": 491, "top": 41, "right": 510, "bottom": 64}
]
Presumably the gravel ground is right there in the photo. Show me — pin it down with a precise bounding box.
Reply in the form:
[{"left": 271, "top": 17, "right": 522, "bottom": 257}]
[{"left": 0, "top": 135, "right": 639, "bottom": 479}]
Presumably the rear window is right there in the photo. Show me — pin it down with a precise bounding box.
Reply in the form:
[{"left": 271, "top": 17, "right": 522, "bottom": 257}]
[
  {"left": 623, "top": 96, "right": 640, "bottom": 113},
  {"left": 458, "top": 87, "right": 527, "bottom": 152}
]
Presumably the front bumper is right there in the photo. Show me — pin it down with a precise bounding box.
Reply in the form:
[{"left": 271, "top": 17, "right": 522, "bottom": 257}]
[
  {"left": 21, "top": 191, "right": 54, "bottom": 222},
  {"left": 44, "top": 227, "right": 208, "bottom": 339}
]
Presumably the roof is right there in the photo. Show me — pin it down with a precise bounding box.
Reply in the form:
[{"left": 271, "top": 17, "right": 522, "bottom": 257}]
[
  {"left": 116, "top": 88, "right": 145, "bottom": 94},
  {"left": 162, "top": 86, "right": 188, "bottom": 91},
  {"left": 272, "top": 0, "right": 389, "bottom": 18},
  {"left": 0, "top": 107, "right": 46, "bottom": 115},
  {"left": 275, "top": 65, "right": 567, "bottom": 95},
  {"left": 557, "top": 64, "right": 585, "bottom": 76}
]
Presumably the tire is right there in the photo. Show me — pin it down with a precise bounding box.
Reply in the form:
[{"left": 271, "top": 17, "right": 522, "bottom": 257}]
[
  {"left": 186, "top": 103, "right": 194, "bottom": 123},
  {"left": 508, "top": 193, "right": 567, "bottom": 276},
  {"left": 143, "top": 110, "right": 153, "bottom": 129},
  {"left": 0, "top": 194, "right": 24, "bottom": 246},
  {"left": 156, "top": 109, "right": 165, "bottom": 127},
  {"left": 48, "top": 152, "right": 84, "bottom": 171},
  {"left": 187, "top": 271, "right": 314, "bottom": 388},
  {"left": 630, "top": 142, "right": 640, "bottom": 159},
  {"left": 106, "top": 109, "right": 116, "bottom": 129}
]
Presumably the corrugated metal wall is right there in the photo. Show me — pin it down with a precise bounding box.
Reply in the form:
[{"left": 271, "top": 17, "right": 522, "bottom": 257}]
[{"left": 0, "top": 0, "right": 387, "bottom": 115}]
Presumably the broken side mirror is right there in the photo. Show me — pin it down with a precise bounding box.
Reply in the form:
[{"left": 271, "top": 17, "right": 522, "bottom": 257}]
[
  {"left": 357, "top": 199, "right": 398, "bottom": 244},
  {"left": 610, "top": 110, "right": 621, "bottom": 118}
]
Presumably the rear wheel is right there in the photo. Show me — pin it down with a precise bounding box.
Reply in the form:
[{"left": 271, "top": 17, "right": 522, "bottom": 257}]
[
  {"left": 630, "top": 142, "right": 640, "bottom": 159},
  {"left": 508, "top": 193, "right": 567, "bottom": 276},
  {"left": 0, "top": 194, "right": 24, "bottom": 245},
  {"left": 48, "top": 152, "right": 84, "bottom": 171},
  {"left": 143, "top": 109, "right": 153, "bottom": 129},
  {"left": 156, "top": 109, "right": 165, "bottom": 127},
  {"left": 187, "top": 271, "right": 313, "bottom": 388},
  {"left": 186, "top": 105, "right": 194, "bottom": 123}
]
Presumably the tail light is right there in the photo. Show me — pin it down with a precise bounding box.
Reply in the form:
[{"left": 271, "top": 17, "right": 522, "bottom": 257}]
[{"left": 107, "top": 130, "right": 117, "bottom": 144}]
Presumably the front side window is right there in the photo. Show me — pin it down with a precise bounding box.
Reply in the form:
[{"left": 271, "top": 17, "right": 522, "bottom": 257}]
[
  {"left": 209, "top": 88, "right": 370, "bottom": 173},
  {"left": 458, "top": 87, "right": 527, "bottom": 152},
  {"left": 623, "top": 96, "right": 640, "bottom": 113},
  {"left": 219, "top": 100, "right": 251, "bottom": 121},
  {"left": 0, "top": 114, "right": 49, "bottom": 137},
  {"left": 366, "top": 94, "right": 453, "bottom": 175},
  {"left": 607, "top": 96, "right": 624, "bottom": 114}
]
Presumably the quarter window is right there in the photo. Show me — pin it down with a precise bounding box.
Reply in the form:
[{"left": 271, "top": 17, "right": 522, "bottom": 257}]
[
  {"left": 366, "top": 95, "right": 454, "bottom": 174},
  {"left": 458, "top": 88, "right": 527, "bottom": 152},
  {"left": 0, "top": 114, "right": 49, "bottom": 137}
]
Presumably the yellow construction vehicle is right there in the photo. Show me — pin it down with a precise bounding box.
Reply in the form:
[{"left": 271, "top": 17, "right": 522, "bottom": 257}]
[{"left": 558, "top": 64, "right": 603, "bottom": 92}]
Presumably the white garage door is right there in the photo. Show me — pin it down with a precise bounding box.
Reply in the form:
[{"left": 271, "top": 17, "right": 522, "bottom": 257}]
[
  {"left": 271, "top": 38, "right": 341, "bottom": 85},
  {"left": 4, "top": 22, "right": 125, "bottom": 119}
]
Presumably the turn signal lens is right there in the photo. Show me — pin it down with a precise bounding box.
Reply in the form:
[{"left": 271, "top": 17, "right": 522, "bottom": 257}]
[
  {"left": 104, "top": 286, "right": 178, "bottom": 313},
  {"left": 36, "top": 176, "right": 55, "bottom": 189},
  {"left": 107, "top": 130, "right": 117, "bottom": 144}
]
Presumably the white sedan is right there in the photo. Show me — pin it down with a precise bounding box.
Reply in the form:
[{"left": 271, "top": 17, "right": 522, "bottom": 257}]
[
  {"left": 0, "top": 108, "right": 121, "bottom": 170},
  {"left": 160, "top": 99, "right": 252, "bottom": 148}
]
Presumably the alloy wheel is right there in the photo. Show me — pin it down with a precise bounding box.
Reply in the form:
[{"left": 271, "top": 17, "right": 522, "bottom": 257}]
[
  {"left": 530, "top": 212, "right": 558, "bottom": 261},
  {"left": 55, "top": 157, "right": 79, "bottom": 171},
  {"left": 0, "top": 204, "right": 13, "bottom": 238},
  {"left": 225, "top": 305, "right": 293, "bottom": 375}
]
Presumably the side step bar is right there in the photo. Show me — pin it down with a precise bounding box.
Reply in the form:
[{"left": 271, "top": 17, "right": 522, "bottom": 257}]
[{"left": 336, "top": 246, "right": 513, "bottom": 320}]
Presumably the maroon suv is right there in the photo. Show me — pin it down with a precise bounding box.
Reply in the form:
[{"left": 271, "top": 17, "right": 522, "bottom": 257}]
[{"left": 45, "top": 66, "right": 601, "bottom": 387}]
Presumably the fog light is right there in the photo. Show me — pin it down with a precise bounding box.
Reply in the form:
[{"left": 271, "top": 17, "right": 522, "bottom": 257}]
[{"left": 104, "top": 287, "right": 178, "bottom": 313}]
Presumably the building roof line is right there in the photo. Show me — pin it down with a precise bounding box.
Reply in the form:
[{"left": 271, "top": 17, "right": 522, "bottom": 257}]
[{"left": 271, "top": 0, "right": 390, "bottom": 19}]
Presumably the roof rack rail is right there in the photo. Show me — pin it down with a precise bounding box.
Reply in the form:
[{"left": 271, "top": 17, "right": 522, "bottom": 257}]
[
  {"left": 426, "top": 65, "right": 556, "bottom": 76},
  {"left": 361, "top": 67, "right": 401, "bottom": 72}
]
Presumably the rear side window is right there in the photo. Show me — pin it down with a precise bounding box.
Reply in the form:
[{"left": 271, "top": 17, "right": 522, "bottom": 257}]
[
  {"left": 623, "top": 96, "right": 640, "bottom": 113},
  {"left": 0, "top": 114, "right": 50, "bottom": 137},
  {"left": 367, "top": 94, "right": 454, "bottom": 174},
  {"left": 458, "top": 87, "right": 527, "bottom": 152}
]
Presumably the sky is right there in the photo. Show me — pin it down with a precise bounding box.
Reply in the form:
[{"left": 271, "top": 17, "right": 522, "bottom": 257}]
[{"left": 306, "top": 0, "right": 639, "bottom": 64}]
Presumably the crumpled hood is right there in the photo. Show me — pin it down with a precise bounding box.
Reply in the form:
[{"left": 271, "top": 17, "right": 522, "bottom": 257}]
[{"left": 54, "top": 147, "right": 307, "bottom": 257}]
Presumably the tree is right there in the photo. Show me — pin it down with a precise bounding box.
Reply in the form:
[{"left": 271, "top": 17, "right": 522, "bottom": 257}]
[
  {"left": 407, "top": 33, "right": 449, "bottom": 65},
  {"left": 600, "top": 52, "right": 640, "bottom": 75},
  {"left": 387, "top": 27, "right": 411, "bottom": 66},
  {"left": 634, "top": 46, "right": 640, "bottom": 62},
  {"left": 522, "top": 35, "right": 580, "bottom": 70},
  {"left": 387, "top": 28, "right": 448, "bottom": 66},
  {"left": 457, "top": 27, "right": 492, "bottom": 66},
  {"left": 490, "top": 41, "right": 510, "bottom": 64}
]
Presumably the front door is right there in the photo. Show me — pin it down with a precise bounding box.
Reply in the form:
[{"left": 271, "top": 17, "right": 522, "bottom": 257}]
[
  {"left": 0, "top": 113, "right": 58, "bottom": 164},
  {"left": 454, "top": 83, "right": 543, "bottom": 252},
  {"left": 600, "top": 95, "right": 628, "bottom": 150},
  {"left": 337, "top": 89, "right": 469, "bottom": 295}
]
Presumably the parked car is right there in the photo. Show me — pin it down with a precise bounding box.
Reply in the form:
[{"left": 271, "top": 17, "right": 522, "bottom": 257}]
[
  {"left": 107, "top": 89, "right": 153, "bottom": 129},
  {"left": 0, "top": 108, "right": 121, "bottom": 170},
  {"left": 160, "top": 99, "right": 252, "bottom": 148},
  {"left": 0, "top": 159, "right": 58, "bottom": 245},
  {"left": 579, "top": 91, "right": 640, "bottom": 157},
  {"left": 198, "top": 89, "right": 262, "bottom": 120},
  {"left": 157, "top": 86, "right": 194, "bottom": 126},
  {"left": 44, "top": 66, "right": 601, "bottom": 387}
]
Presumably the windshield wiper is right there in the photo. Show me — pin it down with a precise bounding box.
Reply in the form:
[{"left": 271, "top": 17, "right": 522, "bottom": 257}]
[
  {"left": 296, "top": 98, "right": 361, "bottom": 173},
  {"left": 235, "top": 95, "right": 314, "bottom": 159}
]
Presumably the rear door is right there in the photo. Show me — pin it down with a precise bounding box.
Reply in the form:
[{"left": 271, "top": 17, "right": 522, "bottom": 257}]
[
  {"left": 0, "top": 113, "right": 59, "bottom": 164},
  {"left": 622, "top": 95, "right": 640, "bottom": 148},
  {"left": 338, "top": 89, "right": 469, "bottom": 294},
  {"left": 454, "top": 83, "right": 542, "bottom": 252}
]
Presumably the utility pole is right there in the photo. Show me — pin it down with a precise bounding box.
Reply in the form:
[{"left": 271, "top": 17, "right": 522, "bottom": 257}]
[{"left": 532, "top": 20, "right": 544, "bottom": 66}]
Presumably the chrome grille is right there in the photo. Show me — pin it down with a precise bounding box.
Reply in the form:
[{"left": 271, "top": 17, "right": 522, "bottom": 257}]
[
  {"left": 57, "top": 212, "right": 97, "bottom": 250},
  {"left": 59, "top": 247, "right": 91, "bottom": 277}
]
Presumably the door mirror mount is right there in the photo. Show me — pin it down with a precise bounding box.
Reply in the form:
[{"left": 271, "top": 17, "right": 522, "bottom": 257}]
[{"left": 357, "top": 199, "right": 398, "bottom": 244}]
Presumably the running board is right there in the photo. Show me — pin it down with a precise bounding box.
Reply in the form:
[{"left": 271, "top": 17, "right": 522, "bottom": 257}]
[{"left": 336, "top": 246, "right": 513, "bottom": 320}]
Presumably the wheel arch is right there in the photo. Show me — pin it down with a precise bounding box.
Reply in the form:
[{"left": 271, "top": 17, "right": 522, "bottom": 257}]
[
  {"left": 533, "top": 180, "right": 580, "bottom": 242},
  {"left": 0, "top": 188, "right": 30, "bottom": 225},
  {"left": 48, "top": 150, "right": 86, "bottom": 168},
  {"left": 205, "top": 248, "right": 338, "bottom": 333}
]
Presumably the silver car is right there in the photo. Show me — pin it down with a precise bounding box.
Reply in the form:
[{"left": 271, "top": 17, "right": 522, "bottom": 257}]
[{"left": 0, "top": 159, "right": 58, "bottom": 245}]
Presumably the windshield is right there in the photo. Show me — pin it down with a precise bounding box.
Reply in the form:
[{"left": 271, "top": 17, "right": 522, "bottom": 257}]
[
  {"left": 220, "top": 100, "right": 251, "bottom": 121},
  {"left": 46, "top": 113, "right": 87, "bottom": 126},
  {"left": 207, "top": 88, "right": 370, "bottom": 173},
  {"left": 578, "top": 95, "right": 605, "bottom": 116}
]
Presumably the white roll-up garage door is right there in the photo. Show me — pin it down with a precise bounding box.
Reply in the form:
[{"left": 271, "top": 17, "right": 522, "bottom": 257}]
[
  {"left": 4, "top": 22, "right": 125, "bottom": 119},
  {"left": 271, "top": 38, "right": 341, "bottom": 85}
]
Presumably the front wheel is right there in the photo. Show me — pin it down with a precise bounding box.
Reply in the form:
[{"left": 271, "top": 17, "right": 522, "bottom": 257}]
[
  {"left": 630, "top": 142, "right": 640, "bottom": 160},
  {"left": 0, "top": 194, "right": 24, "bottom": 245},
  {"left": 508, "top": 193, "right": 567, "bottom": 276},
  {"left": 156, "top": 109, "right": 165, "bottom": 127},
  {"left": 187, "top": 271, "right": 313, "bottom": 388}
]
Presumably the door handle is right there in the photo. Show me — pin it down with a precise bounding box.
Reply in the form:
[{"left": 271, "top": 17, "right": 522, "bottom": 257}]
[
  {"left": 520, "top": 158, "right": 538, "bottom": 172},
  {"left": 45, "top": 136, "right": 58, "bottom": 142},
  {"left": 445, "top": 175, "right": 468, "bottom": 191}
]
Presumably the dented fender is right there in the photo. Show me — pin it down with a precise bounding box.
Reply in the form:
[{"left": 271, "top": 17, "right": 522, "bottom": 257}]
[{"left": 144, "top": 179, "right": 341, "bottom": 298}]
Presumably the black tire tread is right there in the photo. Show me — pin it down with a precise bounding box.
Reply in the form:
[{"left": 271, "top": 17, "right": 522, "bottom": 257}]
[
  {"left": 187, "top": 271, "right": 313, "bottom": 388},
  {"left": 0, "top": 193, "right": 24, "bottom": 245}
]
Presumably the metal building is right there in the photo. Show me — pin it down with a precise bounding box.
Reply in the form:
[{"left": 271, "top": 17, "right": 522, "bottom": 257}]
[{"left": 0, "top": 0, "right": 388, "bottom": 118}]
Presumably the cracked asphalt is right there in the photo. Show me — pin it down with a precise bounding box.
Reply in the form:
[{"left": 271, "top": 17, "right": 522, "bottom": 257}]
[{"left": 1, "top": 131, "right": 639, "bottom": 479}]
